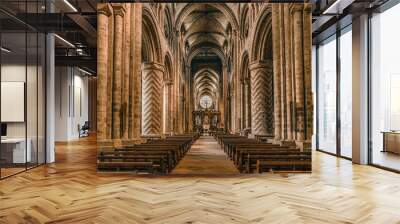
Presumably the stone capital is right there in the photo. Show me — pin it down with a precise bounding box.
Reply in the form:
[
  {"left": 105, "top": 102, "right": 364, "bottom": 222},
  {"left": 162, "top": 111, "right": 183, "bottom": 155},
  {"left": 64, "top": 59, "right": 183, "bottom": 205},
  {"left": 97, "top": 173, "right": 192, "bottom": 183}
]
[
  {"left": 164, "top": 80, "right": 174, "bottom": 86},
  {"left": 141, "top": 61, "right": 165, "bottom": 73},
  {"left": 290, "top": 4, "right": 305, "bottom": 13},
  {"left": 97, "top": 4, "right": 112, "bottom": 17},
  {"left": 112, "top": 3, "right": 126, "bottom": 17},
  {"left": 249, "top": 60, "right": 273, "bottom": 71}
]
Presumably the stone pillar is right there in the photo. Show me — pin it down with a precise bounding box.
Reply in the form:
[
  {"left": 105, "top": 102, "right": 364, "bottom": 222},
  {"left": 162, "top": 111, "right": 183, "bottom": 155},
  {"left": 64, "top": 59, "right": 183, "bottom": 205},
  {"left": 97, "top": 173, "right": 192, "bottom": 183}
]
[
  {"left": 106, "top": 9, "right": 114, "bottom": 139},
  {"left": 293, "top": 6, "right": 306, "bottom": 141},
  {"left": 111, "top": 4, "right": 125, "bottom": 139},
  {"left": 130, "top": 4, "right": 142, "bottom": 139},
  {"left": 163, "top": 81, "right": 173, "bottom": 134},
  {"left": 97, "top": 4, "right": 111, "bottom": 140},
  {"left": 249, "top": 61, "right": 274, "bottom": 136},
  {"left": 240, "top": 79, "right": 245, "bottom": 130},
  {"left": 244, "top": 78, "right": 251, "bottom": 129},
  {"left": 303, "top": 4, "right": 313, "bottom": 141},
  {"left": 272, "top": 4, "right": 282, "bottom": 140},
  {"left": 141, "top": 62, "right": 164, "bottom": 136},
  {"left": 168, "top": 82, "right": 174, "bottom": 134},
  {"left": 187, "top": 65, "right": 193, "bottom": 131},
  {"left": 221, "top": 65, "right": 228, "bottom": 131},
  {"left": 122, "top": 4, "right": 131, "bottom": 139},
  {"left": 283, "top": 5, "right": 294, "bottom": 140}
]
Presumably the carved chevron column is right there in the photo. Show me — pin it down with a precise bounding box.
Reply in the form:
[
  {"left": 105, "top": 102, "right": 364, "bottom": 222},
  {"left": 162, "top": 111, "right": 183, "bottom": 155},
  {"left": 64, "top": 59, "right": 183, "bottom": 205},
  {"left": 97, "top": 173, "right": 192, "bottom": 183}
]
[
  {"left": 141, "top": 62, "right": 164, "bottom": 136},
  {"left": 250, "top": 60, "right": 274, "bottom": 136}
]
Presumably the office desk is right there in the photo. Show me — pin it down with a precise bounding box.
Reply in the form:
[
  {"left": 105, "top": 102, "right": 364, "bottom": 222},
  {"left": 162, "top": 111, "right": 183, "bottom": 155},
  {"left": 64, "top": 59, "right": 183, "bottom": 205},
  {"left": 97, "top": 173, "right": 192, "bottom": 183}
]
[
  {"left": 382, "top": 132, "right": 400, "bottom": 154},
  {"left": 1, "top": 138, "right": 31, "bottom": 163}
]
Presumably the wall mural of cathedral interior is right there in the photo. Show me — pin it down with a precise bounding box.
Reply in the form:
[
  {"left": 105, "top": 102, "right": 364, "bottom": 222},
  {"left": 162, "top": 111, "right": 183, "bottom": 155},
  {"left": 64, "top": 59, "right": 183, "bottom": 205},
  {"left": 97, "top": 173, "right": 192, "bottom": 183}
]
[
  {"left": 2, "top": 0, "right": 400, "bottom": 222},
  {"left": 96, "top": 3, "right": 313, "bottom": 174}
]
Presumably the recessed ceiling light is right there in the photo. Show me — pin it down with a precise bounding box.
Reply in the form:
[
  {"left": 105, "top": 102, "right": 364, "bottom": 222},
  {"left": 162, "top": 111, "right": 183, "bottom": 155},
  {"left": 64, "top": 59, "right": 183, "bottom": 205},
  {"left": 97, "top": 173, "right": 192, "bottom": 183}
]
[
  {"left": 63, "top": 0, "right": 78, "bottom": 12},
  {"left": 1, "top": 47, "right": 11, "bottom": 53},
  {"left": 78, "top": 67, "right": 93, "bottom": 76},
  {"left": 54, "top": 34, "right": 75, "bottom": 48}
]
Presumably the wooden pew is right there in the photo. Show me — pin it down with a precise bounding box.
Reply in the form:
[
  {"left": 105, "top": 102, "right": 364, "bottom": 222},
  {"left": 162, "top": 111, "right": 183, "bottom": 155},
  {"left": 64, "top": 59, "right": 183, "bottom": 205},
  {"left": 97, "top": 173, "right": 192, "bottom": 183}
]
[
  {"left": 234, "top": 145, "right": 290, "bottom": 165},
  {"left": 98, "top": 153, "right": 168, "bottom": 173},
  {"left": 256, "top": 160, "right": 311, "bottom": 173},
  {"left": 97, "top": 133, "right": 199, "bottom": 174},
  {"left": 98, "top": 161, "right": 154, "bottom": 173},
  {"left": 244, "top": 151, "right": 311, "bottom": 173},
  {"left": 99, "top": 150, "right": 176, "bottom": 173},
  {"left": 116, "top": 145, "right": 182, "bottom": 167}
]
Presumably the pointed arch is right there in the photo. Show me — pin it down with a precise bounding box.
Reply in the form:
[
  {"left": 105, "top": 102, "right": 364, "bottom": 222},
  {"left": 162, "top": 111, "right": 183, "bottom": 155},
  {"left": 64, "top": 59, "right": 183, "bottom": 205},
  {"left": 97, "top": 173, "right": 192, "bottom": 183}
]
[
  {"left": 250, "top": 8, "right": 273, "bottom": 62},
  {"left": 142, "top": 7, "right": 163, "bottom": 63}
]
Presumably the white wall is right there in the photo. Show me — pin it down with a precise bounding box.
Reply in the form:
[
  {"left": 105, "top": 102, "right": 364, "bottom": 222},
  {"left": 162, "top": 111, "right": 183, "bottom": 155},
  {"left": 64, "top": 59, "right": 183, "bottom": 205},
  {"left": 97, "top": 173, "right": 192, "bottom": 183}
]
[{"left": 55, "top": 67, "right": 89, "bottom": 141}]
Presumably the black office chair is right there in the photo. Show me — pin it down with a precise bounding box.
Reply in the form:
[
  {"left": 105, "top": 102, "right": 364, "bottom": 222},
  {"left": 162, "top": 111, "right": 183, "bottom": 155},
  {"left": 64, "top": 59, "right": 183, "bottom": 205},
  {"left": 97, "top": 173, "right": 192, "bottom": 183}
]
[{"left": 79, "top": 121, "right": 90, "bottom": 138}]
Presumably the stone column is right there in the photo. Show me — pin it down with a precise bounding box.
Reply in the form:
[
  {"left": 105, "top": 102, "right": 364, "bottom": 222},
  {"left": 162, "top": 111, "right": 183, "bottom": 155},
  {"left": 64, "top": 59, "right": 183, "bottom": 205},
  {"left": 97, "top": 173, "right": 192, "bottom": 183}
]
[
  {"left": 283, "top": 5, "right": 294, "bottom": 140},
  {"left": 111, "top": 4, "right": 125, "bottom": 139},
  {"left": 271, "top": 4, "right": 282, "bottom": 140},
  {"left": 293, "top": 6, "right": 305, "bottom": 141},
  {"left": 240, "top": 79, "right": 245, "bottom": 130},
  {"left": 168, "top": 82, "right": 174, "bottom": 134},
  {"left": 244, "top": 78, "right": 251, "bottom": 129},
  {"left": 249, "top": 61, "right": 274, "bottom": 136},
  {"left": 97, "top": 4, "right": 111, "bottom": 140},
  {"left": 163, "top": 81, "right": 173, "bottom": 134},
  {"left": 106, "top": 9, "right": 114, "bottom": 139},
  {"left": 222, "top": 64, "right": 228, "bottom": 130},
  {"left": 130, "top": 4, "right": 142, "bottom": 139},
  {"left": 303, "top": 4, "right": 313, "bottom": 141},
  {"left": 141, "top": 62, "right": 164, "bottom": 136},
  {"left": 122, "top": 4, "right": 131, "bottom": 139},
  {"left": 187, "top": 65, "right": 193, "bottom": 131}
]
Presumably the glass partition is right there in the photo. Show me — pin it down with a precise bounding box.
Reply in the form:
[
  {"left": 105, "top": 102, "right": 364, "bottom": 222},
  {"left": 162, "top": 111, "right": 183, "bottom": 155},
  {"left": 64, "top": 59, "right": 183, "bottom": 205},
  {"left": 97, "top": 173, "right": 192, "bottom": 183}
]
[
  {"left": 0, "top": 1, "right": 47, "bottom": 179},
  {"left": 339, "top": 27, "right": 352, "bottom": 158},
  {"left": 371, "top": 3, "right": 400, "bottom": 171},
  {"left": 317, "top": 35, "right": 337, "bottom": 154},
  {"left": 1, "top": 31, "right": 28, "bottom": 177}
]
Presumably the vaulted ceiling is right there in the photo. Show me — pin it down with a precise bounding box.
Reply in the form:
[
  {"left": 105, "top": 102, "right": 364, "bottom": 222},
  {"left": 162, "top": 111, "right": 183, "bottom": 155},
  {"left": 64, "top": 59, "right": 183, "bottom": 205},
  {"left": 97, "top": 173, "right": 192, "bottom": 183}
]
[
  {"left": 176, "top": 3, "right": 233, "bottom": 109},
  {"left": 181, "top": 4, "right": 230, "bottom": 48}
]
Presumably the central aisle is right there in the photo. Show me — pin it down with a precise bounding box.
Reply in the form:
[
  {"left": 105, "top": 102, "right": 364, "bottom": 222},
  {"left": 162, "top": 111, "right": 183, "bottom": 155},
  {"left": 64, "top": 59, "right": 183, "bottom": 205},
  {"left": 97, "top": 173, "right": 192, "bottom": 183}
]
[{"left": 172, "top": 135, "right": 240, "bottom": 174}]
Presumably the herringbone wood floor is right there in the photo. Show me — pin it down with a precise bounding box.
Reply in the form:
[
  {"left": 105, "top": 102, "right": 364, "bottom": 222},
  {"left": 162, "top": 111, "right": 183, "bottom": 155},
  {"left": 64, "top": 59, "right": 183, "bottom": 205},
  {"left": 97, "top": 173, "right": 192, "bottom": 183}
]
[{"left": 1, "top": 136, "right": 400, "bottom": 224}]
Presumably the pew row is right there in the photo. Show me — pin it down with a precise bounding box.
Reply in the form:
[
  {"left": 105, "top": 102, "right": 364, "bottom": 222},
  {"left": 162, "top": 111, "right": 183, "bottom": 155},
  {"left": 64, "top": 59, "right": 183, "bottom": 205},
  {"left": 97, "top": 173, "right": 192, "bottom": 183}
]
[{"left": 97, "top": 133, "right": 199, "bottom": 174}]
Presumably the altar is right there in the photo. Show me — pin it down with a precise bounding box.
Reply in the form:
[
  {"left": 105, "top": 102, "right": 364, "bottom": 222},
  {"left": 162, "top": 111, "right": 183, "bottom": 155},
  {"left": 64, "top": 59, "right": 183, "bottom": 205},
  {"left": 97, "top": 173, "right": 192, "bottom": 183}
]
[{"left": 193, "top": 109, "right": 220, "bottom": 134}]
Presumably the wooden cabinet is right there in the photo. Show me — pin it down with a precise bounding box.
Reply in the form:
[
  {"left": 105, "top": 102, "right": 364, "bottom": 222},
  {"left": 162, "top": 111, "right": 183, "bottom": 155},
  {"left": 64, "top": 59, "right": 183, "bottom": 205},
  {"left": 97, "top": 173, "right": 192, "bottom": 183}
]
[{"left": 382, "top": 132, "right": 400, "bottom": 154}]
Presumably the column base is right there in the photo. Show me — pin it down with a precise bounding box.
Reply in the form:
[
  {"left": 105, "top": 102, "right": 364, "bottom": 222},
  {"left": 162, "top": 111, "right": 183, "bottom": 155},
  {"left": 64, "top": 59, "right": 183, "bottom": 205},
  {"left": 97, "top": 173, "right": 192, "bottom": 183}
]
[
  {"left": 279, "top": 140, "right": 297, "bottom": 148},
  {"left": 121, "top": 138, "right": 145, "bottom": 146},
  {"left": 97, "top": 139, "right": 114, "bottom": 152},
  {"left": 295, "top": 140, "right": 312, "bottom": 152}
]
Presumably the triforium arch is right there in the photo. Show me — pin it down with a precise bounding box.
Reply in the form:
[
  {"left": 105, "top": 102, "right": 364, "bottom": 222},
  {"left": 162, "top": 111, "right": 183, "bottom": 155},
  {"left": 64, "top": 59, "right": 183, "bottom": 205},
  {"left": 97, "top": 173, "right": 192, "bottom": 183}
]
[{"left": 141, "top": 6, "right": 165, "bottom": 136}]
